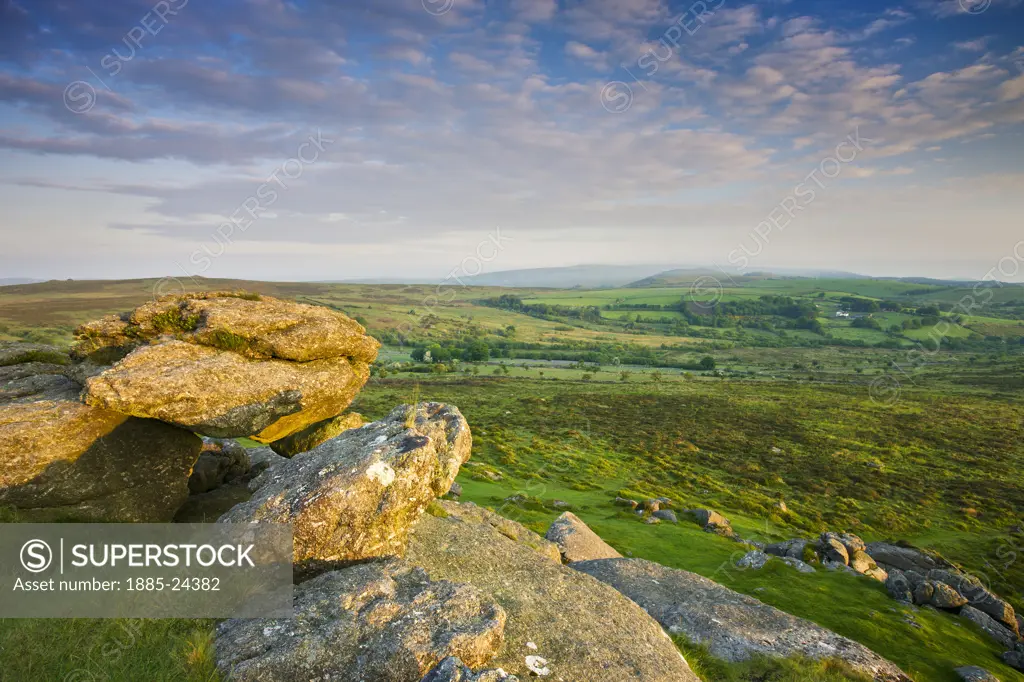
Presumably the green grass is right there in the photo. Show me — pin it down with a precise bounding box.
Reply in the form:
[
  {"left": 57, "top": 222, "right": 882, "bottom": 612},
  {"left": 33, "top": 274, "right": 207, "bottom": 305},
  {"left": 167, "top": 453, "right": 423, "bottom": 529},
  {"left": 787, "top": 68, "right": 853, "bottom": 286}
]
[
  {"left": 677, "top": 637, "right": 873, "bottom": 681},
  {"left": 0, "top": 618, "right": 218, "bottom": 681}
]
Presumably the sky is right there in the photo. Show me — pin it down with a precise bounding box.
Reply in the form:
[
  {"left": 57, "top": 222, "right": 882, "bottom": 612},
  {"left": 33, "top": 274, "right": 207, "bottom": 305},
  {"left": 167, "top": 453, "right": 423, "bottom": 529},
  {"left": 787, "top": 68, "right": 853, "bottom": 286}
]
[{"left": 1, "top": 0, "right": 1023, "bottom": 283}]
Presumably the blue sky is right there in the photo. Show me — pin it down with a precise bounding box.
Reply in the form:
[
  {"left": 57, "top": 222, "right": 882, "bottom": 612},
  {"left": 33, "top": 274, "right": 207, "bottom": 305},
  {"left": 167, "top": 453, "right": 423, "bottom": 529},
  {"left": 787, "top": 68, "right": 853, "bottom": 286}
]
[{"left": 1, "top": 0, "right": 1023, "bottom": 281}]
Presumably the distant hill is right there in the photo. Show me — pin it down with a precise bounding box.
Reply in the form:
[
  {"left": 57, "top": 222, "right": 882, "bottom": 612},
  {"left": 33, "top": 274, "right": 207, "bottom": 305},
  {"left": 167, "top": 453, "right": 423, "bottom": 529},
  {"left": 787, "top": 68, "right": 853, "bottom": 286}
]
[
  {"left": 626, "top": 267, "right": 866, "bottom": 288},
  {"left": 459, "top": 264, "right": 676, "bottom": 289},
  {"left": 0, "top": 278, "right": 42, "bottom": 287}
]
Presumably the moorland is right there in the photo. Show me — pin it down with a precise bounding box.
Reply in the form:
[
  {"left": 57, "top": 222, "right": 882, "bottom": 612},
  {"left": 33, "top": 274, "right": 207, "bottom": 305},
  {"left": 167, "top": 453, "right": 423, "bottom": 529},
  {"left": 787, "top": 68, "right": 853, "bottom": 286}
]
[{"left": 1, "top": 270, "right": 1023, "bottom": 681}]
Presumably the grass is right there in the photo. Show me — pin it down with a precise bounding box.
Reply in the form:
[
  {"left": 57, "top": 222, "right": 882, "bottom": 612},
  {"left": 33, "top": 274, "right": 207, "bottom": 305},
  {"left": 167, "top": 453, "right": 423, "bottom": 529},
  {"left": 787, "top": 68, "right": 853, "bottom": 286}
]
[
  {"left": 0, "top": 618, "right": 218, "bottom": 681},
  {"left": 676, "top": 637, "right": 873, "bottom": 681}
]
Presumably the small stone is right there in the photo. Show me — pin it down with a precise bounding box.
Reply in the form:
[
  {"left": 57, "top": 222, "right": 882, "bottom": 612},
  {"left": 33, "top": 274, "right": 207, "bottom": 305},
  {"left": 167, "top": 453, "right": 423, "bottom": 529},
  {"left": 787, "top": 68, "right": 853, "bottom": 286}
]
[
  {"left": 954, "top": 666, "right": 1001, "bottom": 682},
  {"left": 736, "top": 551, "right": 770, "bottom": 570},
  {"left": 525, "top": 656, "right": 550, "bottom": 676},
  {"left": 652, "top": 509, "right": 678, "bottom": 523}
]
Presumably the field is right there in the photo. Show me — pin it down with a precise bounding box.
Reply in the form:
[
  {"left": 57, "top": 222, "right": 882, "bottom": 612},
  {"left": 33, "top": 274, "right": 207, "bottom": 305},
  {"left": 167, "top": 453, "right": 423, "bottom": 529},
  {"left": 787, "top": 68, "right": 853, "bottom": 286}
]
[{"left": 1, "top": 274, "right": 1023, "bottom": 681}]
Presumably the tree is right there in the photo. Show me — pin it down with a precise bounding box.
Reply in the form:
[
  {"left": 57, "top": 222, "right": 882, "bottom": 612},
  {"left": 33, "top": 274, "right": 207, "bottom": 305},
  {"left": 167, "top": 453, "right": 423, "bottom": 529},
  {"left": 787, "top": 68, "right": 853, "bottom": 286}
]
[
  {"left": 700, "top": 356, "right": 716, "bottom": 370},
  {"left": 463, "top": 340, "right": 490, "bottom": 362},
  {"left": 650, "top": 371, "right": 663, "bottom": 383},
  {"left": 620, "top": 370, "right": 632, "bottom": 382},
  {"left": 582, "top": 373, "right": 593, "bottom": 382},
  {"left": 410, "top": 347, "right": 427, "bottom": 362}
]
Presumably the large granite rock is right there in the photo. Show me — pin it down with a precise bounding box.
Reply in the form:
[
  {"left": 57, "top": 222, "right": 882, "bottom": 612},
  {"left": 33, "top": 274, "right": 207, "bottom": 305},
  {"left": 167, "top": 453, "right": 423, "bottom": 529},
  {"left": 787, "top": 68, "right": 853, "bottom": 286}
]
[
  {"left": 83, "top": 340, "right": 370, "bottom": 442},
  {"left": 270, "top": 411, "right": 366, "bottom": 457},
  {"left": 545, "top": 512, "right": 622, "bottom": 563},
  {"left": 0, "top": 399, "right": 201, "bottom": 521},
  {"left": 572, "top": 558, "right": 911, "bottom": 682},
  {"left": 407, "top": 501, "right": 700, "bottom": 681},
  {"left": 0, "top": 343, "right": 77, "bottom": 405},
  {"left": 75, "top": 291, "right": 379, "bottom": 364},
  {"left": 215, "top": 559, "right": 506, "bottom": 682},
  {"left": 75, "top": 293, "right": 378, "bottom": 442},
  {"left": 220, "top": 403, "right": 471, "bottom": 577},
  {"left": 865, "top": 542, "right": 945, "bottom": 573},
  {"left": 442, "top": 502, "right": 561, "bottom": 564}
]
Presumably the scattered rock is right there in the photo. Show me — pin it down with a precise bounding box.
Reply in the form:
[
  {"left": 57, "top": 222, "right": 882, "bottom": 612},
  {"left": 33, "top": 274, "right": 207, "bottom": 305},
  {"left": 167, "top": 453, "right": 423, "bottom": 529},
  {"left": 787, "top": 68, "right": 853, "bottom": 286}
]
[
  {"left": 652, "top": 509, "right": 678, "bottom": 523},
  {"left": 1003, "top": 648, "right": 1024, "bottom": 672},
  {"left": 959, "top": 605, "right": 1018, "bottom": 649},
  {"left": 886, "top": 570, "right": 914, "bottom": 604},
  {"left": 220, "top": 403, "right": 471, "bottom": 577},
  {"left": 545, "top": 512, "right": 623, "bottom": 563},
  {"left": 765, "top": 539, "right": 808, "bottom": 560},
  {"left": 0, "top": 341, "right": 71, "bottom": 368},
  {"left": 524, "top": 656, "right": 550, "bottom": 676},
  {"left": 736, "top": 551, "right": 770, "bottom": 570},
  {"left": 0, "top": 399, "right": 201, "bottom": 522},
  {"left": 780, "top": 557, "right": 816, "bottom": 574},
  {"left": 921, "top": 569, "right": 1018, "bottom": 632},
  {"left": 818, "top": 533, "right": 850, "bottom": 566},
  {"left": 448, "top": 482, "right": 464, "bottom": 498},
  {"left": 774, "top": 500, "right": 788, "bottom": 513},
  {"left": 407, "top": 502, "right": 700, "bottom": 681},
  {"left": 644, "top": 516, "right": 661, "bottom": 525},
  {"left": 549, "top": 500, "right": 571, "bottom": 510},
  {"left": 571, "top": 558, "right": 910, "bottom": 681},
  {"left": 269, "top": 411, "right": 365, "bottom": 457},
  {"left": 614, "top": 497, "right": 638, "bottom": 509},
  {"left": 640, "top": 499, "right": 660, "bottom": 513},
  {"left": 656, "top": 496, "right": 674, "bottom": 508},
  {"left": 954, "top": 666, "right": 1001, "bottom": 682},
  {"left": 838, "top": 533, "right": 866, "bottom": 555},
  {"left": 692, "top": 508, "right": 729, "bottom": 528},
  {"left": 421, "top": 657, "right": 519, "bottom": 682},
  {"left": 914, "top": 581, "right": 968, "bottom": 610},
  {"left": 215, "top": 559, "right": 506, "bottom": 682},
  {"left": 849, "top": 549, "right": 886, "bottom": 581}
]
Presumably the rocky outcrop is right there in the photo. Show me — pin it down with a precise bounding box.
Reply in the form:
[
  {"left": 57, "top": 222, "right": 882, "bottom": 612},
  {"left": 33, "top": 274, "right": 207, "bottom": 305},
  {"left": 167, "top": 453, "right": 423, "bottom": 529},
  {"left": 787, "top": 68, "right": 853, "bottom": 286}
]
[
  {"left": 407, "top": 501, "right": 700, "bottom": 681},
  {"left": 83, "top": 341, "right": 369, "bottom": 442},
  {"left": 220, "top": 403, "right": 471, "bottom": 577},
  {"left": 960, "top": 605, "right": 1018, "bottom": 649},
  {"left": 0, "top": 395, "right": 201, "bottom": 521},
  {"left": 75, "top": 291, "right": 379, "bottom": 364},
  {"left": 421, "top": 657, "right": 519, "bottom": 682},
  {"left": 545, "top": 511, "right": 622, "bottom": 563},
  {"left": 865, "top": 542, "right": 945, "bottom": 573},
  {"left": 215, "top": 559, "right": 506, "bottom": 682},
  {"left": 819, "top": 532, "right": 851, "bottom": 566},
  {"left": 75, "top": 293, "right": 378, "bottom": 442},
  {"left": 765, "top": 538, "right": 809, "bottom": 560},
  {"left": 0, "top": 347, "right": 78, "bottom": 404},
  {"left": 572, "top": 558, "right": 911, "bottom": 682},
  {"left": 441, "top": 502, "right": 560, "bottom": 564},
  {"left": 270, "top": 412, "right": 365, "bottom": 457}
]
